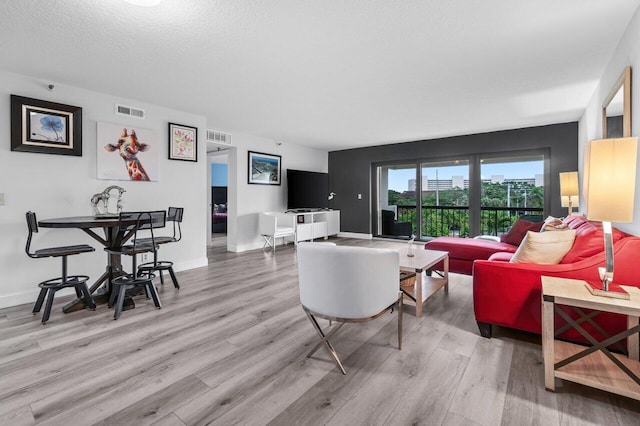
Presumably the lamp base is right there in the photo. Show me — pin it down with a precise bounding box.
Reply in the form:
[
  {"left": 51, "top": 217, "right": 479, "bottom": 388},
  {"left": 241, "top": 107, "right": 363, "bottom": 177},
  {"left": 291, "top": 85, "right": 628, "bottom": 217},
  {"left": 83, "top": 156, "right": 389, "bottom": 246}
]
[{"left": 584, "top": 281, "right": 630, "bottom": 300}]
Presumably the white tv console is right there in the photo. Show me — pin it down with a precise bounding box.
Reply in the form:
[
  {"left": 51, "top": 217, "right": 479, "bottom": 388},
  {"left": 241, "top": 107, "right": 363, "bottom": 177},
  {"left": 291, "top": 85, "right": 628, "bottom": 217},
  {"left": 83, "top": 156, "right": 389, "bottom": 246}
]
[{"left": 285, "top": 210, "right": 340, "bottom": 242}]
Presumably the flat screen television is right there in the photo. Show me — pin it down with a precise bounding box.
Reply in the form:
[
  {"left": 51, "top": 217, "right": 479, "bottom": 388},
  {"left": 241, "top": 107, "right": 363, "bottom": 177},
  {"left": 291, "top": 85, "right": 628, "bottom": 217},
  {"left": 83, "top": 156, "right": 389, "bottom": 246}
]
[{"left": 287, "top": 169, "right": 329, "bottom": 211}]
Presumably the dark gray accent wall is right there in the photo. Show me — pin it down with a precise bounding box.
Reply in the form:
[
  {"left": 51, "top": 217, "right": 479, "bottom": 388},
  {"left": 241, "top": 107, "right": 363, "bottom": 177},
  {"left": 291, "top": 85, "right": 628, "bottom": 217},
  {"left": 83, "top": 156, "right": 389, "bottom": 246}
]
[{"left": 328, "top": 122, "right": 578, "bottom": 234}]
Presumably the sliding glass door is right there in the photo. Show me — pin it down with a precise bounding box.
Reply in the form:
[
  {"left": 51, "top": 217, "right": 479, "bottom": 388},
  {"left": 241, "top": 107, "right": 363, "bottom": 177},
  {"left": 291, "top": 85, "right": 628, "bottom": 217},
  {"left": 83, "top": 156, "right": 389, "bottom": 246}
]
[
  {"left": 420, "top": 160, "right": 470, "bottom": 238},
  {"left": 375, "top": 151, "right": 546, "bottom": 240},
  {"left": 480, "top": 154, "right": 544, "bottom": 235},
  {"left": 377, "top": 164, "right": 417, "bottom": 238}
]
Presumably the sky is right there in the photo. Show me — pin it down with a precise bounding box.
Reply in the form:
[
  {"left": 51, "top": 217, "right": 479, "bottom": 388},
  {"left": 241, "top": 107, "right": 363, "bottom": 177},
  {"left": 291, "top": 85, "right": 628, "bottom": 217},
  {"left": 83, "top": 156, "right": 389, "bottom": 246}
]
[{"left": 387, "top": 160, "right": 544, "bottom": 192}]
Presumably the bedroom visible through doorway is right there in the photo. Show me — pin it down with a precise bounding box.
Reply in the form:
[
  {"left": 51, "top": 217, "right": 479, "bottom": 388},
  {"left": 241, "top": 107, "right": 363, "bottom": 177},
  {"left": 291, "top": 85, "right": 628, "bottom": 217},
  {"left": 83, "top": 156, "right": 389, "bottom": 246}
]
[{"left": 210, "top": 152, "right": 228, "bottom": 239}]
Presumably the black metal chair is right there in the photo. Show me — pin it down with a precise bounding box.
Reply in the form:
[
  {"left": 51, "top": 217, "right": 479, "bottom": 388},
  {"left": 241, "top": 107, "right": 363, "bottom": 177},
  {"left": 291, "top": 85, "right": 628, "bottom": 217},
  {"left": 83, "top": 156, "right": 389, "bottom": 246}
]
[
  {"left": 136, "top": 207, "right": 183, "bottom": 288},
  {"left": 138, "top": 207, "right": 184, "bottom": 289},
  {"left": 25, "top": 211, "right": 96, "bottom": 324},
  {"left": 106, "top": 211, "right": 164, "bottom": 319},
  {"left": 135, "top": 207, "right": 183, "bottom": 246}
]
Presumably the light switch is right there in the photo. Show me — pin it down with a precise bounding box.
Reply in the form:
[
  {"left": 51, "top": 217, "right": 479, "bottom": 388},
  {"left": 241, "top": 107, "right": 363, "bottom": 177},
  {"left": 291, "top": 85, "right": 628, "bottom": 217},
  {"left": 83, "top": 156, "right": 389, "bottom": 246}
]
[
  {"left": 357, "top": 193, "right": 362, "bottom": 200},
  {"left": 0, "top": 193, "right": 5, "bottom": 206}
]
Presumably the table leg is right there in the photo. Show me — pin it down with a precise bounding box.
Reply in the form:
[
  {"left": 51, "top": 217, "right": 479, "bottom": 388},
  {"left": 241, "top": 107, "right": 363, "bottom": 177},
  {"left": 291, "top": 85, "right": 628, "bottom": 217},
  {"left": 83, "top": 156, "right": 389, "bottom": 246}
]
[
  {"left": 629, "top": 315, "right": 639, "bottom": 361},
  {"left": 415, "top": 268, "right": 423, "bottom": 318},
  {"left": 542, "top": 296, "right": 555, "bottom": 391},
  {"left": 443, "top": 256, "right": 449, "bottom": 294}
]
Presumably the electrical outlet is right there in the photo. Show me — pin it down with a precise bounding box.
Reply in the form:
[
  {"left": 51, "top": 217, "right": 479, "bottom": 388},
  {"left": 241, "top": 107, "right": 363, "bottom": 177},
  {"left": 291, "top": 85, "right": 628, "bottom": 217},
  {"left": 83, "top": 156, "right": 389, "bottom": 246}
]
[
  {"left": 0, "top": 193, "right": 5, "bottom": 206},
  {"left": 141, "top": 253, "right": 149, "bottom": 262}
]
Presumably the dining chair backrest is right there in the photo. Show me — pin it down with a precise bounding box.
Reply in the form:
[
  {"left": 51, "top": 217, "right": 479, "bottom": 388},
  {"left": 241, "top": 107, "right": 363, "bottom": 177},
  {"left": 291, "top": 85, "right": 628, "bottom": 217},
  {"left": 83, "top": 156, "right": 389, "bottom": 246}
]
[
  {"left": 167, "top": 207, "right": 183, "bottom": 242},
  {"left": 118, "top": 210, "right": 166, "bottom": 249},
  {"left": 25, "top": 211, "right": 39, "bottom": 258}
]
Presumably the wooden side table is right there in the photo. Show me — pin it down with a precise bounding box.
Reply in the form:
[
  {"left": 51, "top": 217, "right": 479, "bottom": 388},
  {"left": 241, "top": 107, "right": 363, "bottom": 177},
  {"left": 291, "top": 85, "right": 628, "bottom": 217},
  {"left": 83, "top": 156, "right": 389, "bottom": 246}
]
[
  {"left": 541, "top": 276, "right": 640, "bottom": 400},
  {"left": 398, "top": 248, "right": 448, "bottom": 317}
]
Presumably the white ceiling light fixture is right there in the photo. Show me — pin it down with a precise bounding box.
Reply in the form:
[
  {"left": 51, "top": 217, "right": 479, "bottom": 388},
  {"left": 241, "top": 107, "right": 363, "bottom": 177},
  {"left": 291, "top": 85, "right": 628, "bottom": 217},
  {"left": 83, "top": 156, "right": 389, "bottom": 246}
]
[{"left": 123, "top": 0, "right": 162, "bottom": 7}]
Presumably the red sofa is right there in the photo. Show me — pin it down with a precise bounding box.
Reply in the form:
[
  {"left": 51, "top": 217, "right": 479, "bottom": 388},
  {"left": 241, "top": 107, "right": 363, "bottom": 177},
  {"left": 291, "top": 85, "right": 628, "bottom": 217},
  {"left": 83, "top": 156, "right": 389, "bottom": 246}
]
[
  {"left": 473, "top": 216, "right": 639, "bottom": 347},
  {"left": 424, "top": 218, "right": 543, "bottom": 274},
  {"left": 424, "top": 236, "right": 519, "bottom": 275}
]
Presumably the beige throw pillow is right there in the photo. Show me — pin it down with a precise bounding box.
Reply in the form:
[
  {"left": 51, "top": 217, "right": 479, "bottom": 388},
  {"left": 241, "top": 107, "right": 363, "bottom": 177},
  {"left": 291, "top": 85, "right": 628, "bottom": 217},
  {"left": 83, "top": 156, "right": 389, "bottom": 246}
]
[
  {"left": 542, "top": 215, "right": 569, "bottom": 231},
  {"left": 510, "top": 230, "right": 577, "bottom": 264}
]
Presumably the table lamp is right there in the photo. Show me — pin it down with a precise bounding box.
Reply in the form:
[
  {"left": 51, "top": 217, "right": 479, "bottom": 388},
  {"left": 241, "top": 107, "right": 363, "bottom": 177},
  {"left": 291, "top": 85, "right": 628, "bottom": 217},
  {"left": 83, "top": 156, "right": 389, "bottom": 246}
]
[
  {"left": 559, "top": 171, "right": 579, "bottom": 217},
  {"left": 585, "top": 137, "right": 638, "bottom": 294}
]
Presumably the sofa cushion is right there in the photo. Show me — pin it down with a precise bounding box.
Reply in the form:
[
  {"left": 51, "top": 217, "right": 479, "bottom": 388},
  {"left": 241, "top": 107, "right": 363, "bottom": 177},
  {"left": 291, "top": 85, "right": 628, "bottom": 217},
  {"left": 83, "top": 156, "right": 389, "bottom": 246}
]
[
  {"left": 425, "top": 236, "right": 517, "bottom": 261},
  {"left": 560, "top": 220, "right": 626, "bottom": 264},
  {"left": 487, "top": 252, "right": 514, "bottom": 262},
  {"left": 500, "top": 218, "right": 543, "bottom": 246},
  {"left": 510, "top": 230, "right": 576, "bottom": 264}
]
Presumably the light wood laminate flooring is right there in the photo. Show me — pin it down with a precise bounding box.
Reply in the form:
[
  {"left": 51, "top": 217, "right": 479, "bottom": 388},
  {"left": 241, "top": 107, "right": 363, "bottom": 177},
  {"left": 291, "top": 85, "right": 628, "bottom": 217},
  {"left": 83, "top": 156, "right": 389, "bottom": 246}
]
[{"left": 1, "top": 238, "right": 639, "bottom": 425}]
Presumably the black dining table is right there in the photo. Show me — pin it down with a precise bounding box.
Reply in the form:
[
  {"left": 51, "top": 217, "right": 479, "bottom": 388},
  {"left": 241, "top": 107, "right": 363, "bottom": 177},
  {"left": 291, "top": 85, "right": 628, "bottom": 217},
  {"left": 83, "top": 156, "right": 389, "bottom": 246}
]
[{"left": 38, "top": 215, "right": 139, "bottom": 313}]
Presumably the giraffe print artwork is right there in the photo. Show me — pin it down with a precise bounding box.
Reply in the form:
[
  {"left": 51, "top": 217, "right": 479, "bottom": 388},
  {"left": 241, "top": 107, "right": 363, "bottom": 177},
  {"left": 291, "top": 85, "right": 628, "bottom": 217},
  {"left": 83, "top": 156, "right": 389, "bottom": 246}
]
[
  {"left": 97, "top": 122, "right": 158, "bottom": 181},
  {"left": 105, "top": 128, "right": 150, "bottom": 181}
]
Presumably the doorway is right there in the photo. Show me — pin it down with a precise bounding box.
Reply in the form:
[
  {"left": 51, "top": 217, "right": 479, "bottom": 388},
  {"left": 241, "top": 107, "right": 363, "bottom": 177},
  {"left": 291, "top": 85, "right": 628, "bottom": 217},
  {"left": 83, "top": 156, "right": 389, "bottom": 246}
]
[{"left": 208, "top": 148, "right": 229, "bottom": 247}]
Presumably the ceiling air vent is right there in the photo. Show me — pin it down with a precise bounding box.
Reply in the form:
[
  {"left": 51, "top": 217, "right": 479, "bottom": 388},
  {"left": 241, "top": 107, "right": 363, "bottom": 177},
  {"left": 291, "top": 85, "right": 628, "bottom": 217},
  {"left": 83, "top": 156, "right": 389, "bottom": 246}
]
[
  {"left": 115, "top": 104, "right": 145, "bottom": 119},
  {"left": 206, "top": 129, "right": 232, "bottom": 146}
]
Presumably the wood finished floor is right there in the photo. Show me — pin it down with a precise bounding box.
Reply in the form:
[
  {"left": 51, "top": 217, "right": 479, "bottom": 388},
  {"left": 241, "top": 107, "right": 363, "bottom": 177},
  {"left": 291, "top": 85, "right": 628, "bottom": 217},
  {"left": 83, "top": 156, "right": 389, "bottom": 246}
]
[{"left": 1, "top": 238, "right": 639, "bottom": 426}]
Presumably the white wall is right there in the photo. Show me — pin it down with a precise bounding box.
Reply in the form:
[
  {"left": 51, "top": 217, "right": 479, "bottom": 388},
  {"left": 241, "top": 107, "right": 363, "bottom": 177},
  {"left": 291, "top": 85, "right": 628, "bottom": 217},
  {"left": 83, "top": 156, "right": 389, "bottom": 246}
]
[
  {"left": 578, "top": 7, "right": 640, "bottom": 236},
  {"left": 0, "top": 70, "right": 209, "bottom": 308},
  {"left": 226, "top": 133, "right": 328, "bottom": 252}
]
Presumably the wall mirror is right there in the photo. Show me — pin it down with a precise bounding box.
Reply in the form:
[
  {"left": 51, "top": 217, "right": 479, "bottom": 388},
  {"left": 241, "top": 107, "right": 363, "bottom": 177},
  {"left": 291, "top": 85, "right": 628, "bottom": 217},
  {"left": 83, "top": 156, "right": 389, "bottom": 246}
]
[{"left": 602, "top": 66, "right": 631, "bottom": 138}]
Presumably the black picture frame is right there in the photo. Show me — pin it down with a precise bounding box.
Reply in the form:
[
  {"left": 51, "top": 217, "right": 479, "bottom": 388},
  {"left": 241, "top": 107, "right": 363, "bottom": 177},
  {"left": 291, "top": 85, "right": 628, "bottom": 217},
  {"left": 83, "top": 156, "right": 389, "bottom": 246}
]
[
  {"left": 11, "top": 95, "right": 83, "bottom": 156},
  {"left": 248, "top": 151, "right": 281, "bottom": 185},
  {"left": 297, "top": 215, "right": 305, "bottom": 224},
  {"left": 168, "top": 122, "right": 198, "bottom": 162}
]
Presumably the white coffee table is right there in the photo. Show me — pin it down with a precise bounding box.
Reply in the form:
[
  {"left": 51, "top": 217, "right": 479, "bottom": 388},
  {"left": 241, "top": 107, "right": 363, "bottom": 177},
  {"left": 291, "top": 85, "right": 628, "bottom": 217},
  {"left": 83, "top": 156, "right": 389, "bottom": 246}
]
[{"left": 398, "top": 248, "right": 449, "bottom": 317}]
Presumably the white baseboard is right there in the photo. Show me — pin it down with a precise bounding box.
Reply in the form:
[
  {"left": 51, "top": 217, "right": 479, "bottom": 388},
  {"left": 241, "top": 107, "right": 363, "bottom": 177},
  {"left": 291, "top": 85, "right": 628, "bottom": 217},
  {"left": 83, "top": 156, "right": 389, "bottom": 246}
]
[
  {"left": 0, "top": 258, "right": 210, "bottom": 310},
  {"left": 175, "top": 257, "right": 209, "bottom": 272},
  {"left": 0, "top": 289, "right": 61, "bottom": 310},
  {"left": 337, "top": 232, "right": 373, "bottom": 240}
]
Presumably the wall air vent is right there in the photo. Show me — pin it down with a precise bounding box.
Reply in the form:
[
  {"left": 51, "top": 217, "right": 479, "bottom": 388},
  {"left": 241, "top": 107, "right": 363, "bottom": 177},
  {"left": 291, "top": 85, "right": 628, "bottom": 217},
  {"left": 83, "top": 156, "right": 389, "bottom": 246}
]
[
  {"left": 206, "top": 129, "right": 232, "bottom": 146},
  {"left": 115, "top": 104, "right": 145, "bottom": 119}
]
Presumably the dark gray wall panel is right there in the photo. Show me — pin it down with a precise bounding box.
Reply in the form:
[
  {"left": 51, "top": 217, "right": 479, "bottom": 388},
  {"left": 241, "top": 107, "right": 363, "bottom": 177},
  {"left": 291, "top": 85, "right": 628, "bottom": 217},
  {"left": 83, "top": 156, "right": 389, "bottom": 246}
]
[{"left": 328, "top": 122, "right": 578, "bottom": 234}]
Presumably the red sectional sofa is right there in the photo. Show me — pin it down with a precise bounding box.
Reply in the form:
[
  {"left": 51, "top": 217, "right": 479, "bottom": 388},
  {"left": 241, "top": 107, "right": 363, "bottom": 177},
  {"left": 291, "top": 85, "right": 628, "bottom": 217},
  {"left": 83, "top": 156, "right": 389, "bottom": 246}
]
[
  {"left": 426, "top": 215, "right": 640, "bottom": 347},
  {"left": 424, "top": 216, "right": 544, "bottom": 274},
  {"left": 423, "top": 236, "right": 519, "bottom": 275},
  {"left": 473, "top": 216, "right": 639, "bottom": 346}
]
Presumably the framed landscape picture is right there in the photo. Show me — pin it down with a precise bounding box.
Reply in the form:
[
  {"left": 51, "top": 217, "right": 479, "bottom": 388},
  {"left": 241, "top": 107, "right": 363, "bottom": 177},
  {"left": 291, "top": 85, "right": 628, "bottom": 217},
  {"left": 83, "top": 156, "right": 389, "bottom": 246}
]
[
  {"left": 168, "top": 122, "right": 197, "bottom": 162},
  {"left": 248, "top": 151, "right": 281, "bottom": 185},
  {"left": 10, "top": 95, "right": 83, "bottom": 156}
]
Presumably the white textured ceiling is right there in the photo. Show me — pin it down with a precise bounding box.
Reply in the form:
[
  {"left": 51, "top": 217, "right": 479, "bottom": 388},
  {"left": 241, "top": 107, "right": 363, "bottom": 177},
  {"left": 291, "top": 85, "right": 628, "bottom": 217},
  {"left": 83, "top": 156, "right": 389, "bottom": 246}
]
[{"left": 1, "top": 1, "right": 638, "bottom": 151}]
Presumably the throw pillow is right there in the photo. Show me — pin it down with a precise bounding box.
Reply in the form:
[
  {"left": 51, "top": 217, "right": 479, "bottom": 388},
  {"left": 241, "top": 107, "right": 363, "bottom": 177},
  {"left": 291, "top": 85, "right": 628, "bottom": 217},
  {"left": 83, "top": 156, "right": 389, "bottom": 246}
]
[
  {"left": 543, "top": 216, "right": 569, "bottom": 231},
  {"left": 510, "top": 230, "right": 577, "bottom": 264},
  {"left": 500, "top": 218, "right": 543, "bottom": 246}
]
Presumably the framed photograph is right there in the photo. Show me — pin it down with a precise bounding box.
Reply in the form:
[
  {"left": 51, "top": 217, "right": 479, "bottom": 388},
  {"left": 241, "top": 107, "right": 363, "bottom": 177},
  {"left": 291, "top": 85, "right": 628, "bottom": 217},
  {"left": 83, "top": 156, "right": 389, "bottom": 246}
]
[
  {"left": 11, "top": 95, "right": 83, "bottom": 156},
  {"left": 297, "top": 215, "right": 305, "bottom": 224},
  {"left": 168, "top": 122, "right": 197, "bottom": 162},
  {"left": 248, "top": 151, "right": 281, "bottom": 185}
]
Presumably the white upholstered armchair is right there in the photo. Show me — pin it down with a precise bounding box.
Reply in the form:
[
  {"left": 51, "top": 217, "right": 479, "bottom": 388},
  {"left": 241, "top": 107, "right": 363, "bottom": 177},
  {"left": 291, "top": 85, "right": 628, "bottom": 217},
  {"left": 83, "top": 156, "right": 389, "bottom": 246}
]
[
  {"left": 296, "top": 242, "right": 403, "bottom": 374},
  {"left": 258, "top": 212, "right": 296, "bottom": 252}
]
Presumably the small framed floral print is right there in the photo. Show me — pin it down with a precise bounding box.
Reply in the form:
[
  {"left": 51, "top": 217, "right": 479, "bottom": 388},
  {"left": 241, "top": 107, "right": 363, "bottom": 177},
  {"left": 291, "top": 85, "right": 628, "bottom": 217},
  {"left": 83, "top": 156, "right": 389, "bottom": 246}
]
[{"left": 168, "top": 122, "right": 198, "bottom": 162}]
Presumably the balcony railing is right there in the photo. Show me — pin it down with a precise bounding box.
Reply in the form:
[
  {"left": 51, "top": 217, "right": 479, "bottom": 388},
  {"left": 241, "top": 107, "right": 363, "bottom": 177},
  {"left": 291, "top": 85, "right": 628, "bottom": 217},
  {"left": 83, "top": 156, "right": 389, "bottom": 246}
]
[{"left": 394, "top": 205, "right": 543, "bottom": 239}]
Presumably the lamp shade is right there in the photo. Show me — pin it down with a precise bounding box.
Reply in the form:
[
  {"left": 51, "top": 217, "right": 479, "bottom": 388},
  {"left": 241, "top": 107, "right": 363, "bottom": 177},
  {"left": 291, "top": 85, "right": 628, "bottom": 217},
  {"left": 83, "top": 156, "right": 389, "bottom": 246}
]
[
  {"left": 559, "top": 171, "right": 579, "bottom": 197},
  {"left": 585, "top": 137, "right": 638, "bottom": 222}
]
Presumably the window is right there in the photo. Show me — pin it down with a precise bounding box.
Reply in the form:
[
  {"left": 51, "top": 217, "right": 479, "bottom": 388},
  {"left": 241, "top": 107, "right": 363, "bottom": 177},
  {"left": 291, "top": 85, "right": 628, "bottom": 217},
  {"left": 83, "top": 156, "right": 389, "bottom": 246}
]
[
  {"left": 375, "top": 151, "right": 547, "bottom": 240},
  {"left": 480, "top": 154, "right": 545, "bottom": 235}
]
